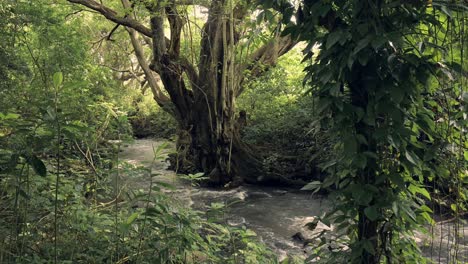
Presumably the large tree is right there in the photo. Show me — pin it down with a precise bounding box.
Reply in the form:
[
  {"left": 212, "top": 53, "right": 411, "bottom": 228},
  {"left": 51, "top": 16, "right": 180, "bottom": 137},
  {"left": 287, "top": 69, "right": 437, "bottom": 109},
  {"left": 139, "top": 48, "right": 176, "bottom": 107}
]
[{"left": 66, "top": 0, "right": 298, "bottom": 185}]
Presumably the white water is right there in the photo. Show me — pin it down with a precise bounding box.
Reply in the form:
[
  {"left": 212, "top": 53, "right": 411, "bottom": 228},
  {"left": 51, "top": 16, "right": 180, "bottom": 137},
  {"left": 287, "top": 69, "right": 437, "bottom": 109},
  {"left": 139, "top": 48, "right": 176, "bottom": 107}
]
[{"left": 118, "top": 139, "right": 468, "bottom": 263}]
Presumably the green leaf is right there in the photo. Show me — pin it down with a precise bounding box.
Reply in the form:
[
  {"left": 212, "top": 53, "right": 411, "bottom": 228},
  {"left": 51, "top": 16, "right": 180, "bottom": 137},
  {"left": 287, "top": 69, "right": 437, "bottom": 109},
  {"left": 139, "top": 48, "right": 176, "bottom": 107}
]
[
  {"left": 362, "top": 239, "right": 376, "bottom": 255},
  {"left": 53, "top": 72, "right": 63, "bottom": 88},
  {"left": 263, "top": 9, "right": 274, "bottom": 22},
  {"left": 417, "top": 41, "right": 426, "bottom": 53},
  {"left": 145, "top": 207, "right": 162, "bottom": 216},
  {"left": 402, "top": 205, "right": 417, "bottom": 222},
  {"left": 316, "top": 98, "right": 331, "bottom": 113},
  {"left": 392, "top": 202, "right": 399, "bottom": 216},
  {"left": 319, "top": 70, "right": 333, "bottom": 84},
  {"left": 364, "top": 206, "right": 379, "bottom": 221},
  {"left": 354, "top": 154, "right": 367, "bottom": 169},
  {"left": 153, "top": 142, "right": 169, "bottom": 158},
  {"left": 450, "top": 204, "right": 457, "bottom": 212},
  {"left": 329, "top": 83, "right": 341, "bottom": 96},
  {"left": 301, "top": 181, "right": 321, "bottom": 192},
  {"left": 356, "top": 134, "right": 368, "bottom": 145},
  {"left": 322, "top": 175, "right": 335, "bottom": 188},
  {"left": 441, "top": 6, "right": 452, "bottom": 18},
  {"left": 417, "top": 113, "right": 435, "bottom": 133},
  {"left": 420, "top": 205, "right": 433, "bottom": 213},
  {"left": 420, "top": 211, "right": 435, "bottom": 225},
  {"left": 436, "top": 167, "right": 450, "bottom": 178},
  {"left": 256, "top": 11, "right": 265, "bottom": 24},
  {"left": 405, "top": 151, "right": 421, "bottom": 166},
  {"left": 319, "top": 159, "right": 336, "bottom": 170},
  {"left": 352, "top": 187, "right": 373, "bottom": 206},
  {"left": 357, "top": 23, "right": 369, "bottom": 35},
  {"left": 126, "top": 212, "right": 139, "bottom": 225},
  {"left": 344, "top": 137, "right": 357, "bottom": 155},
  {"left": 389, "top": 173, "right": 405, "bottom": 189},
  {"left": 353, "top": 35, "right": 371, "bottom": 55},
  {"left": 0, "top": 113, "right": 20, "bottom": 120},
  {"left": 371, "top": 37, "right": 386, "bottom": 49},
  {"left": 388, "top": 135, "right": 400, "bottom": 148},
  {"left": 28, "top": 155, "right": 47, "bottom": 177},
  {"left": 408, "top": 184, "right": 431, "bottom": 200},
  {"left": 326, "top": 30, "right": 343, "bottom": 50},
  {"left": 358, "top": 52, "right": 369, "bottom": 65},
  {"left": 390, "top": 87, "right": 404, "bottom": 104},
  {"left": 347, "top": 55, "right": 354, "bottom": 70},
  {"left": 46, "top": 106, "right": 56, "bottom": 121}
]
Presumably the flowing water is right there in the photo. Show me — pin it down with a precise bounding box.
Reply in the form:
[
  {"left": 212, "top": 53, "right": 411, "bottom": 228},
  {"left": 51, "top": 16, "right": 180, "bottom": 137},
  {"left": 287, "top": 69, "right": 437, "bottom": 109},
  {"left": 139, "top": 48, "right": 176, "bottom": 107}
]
[{"left": 118, "top": 139, "right": 468, "bottom": 263}]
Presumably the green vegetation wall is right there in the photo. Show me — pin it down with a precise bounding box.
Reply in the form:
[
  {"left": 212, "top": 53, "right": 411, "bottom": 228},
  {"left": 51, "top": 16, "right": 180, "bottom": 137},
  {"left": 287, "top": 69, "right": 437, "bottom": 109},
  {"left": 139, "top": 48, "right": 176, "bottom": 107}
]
[{"left": 279, "top": 0, "right": 468, "bottom": 263}]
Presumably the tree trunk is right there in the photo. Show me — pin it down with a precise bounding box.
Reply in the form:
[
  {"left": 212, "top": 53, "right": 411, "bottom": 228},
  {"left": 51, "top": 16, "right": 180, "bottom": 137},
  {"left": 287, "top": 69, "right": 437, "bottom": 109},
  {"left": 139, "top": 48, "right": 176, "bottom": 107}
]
[
  {"left": 171, "top": 0, "right": 263, "bottom": 185},
  {"left": 66, "top": 0, "right": 298, "bottom": 186},
  {"left": 182, "top": 109, "right": 263, "bottom": 185}
]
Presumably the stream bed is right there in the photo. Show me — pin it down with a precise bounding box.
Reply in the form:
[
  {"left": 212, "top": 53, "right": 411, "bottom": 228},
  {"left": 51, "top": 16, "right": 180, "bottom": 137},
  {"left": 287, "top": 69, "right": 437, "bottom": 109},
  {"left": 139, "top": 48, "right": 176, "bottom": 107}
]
[{"left": 119, "top": 139, "right": 468, "bottom": 263}]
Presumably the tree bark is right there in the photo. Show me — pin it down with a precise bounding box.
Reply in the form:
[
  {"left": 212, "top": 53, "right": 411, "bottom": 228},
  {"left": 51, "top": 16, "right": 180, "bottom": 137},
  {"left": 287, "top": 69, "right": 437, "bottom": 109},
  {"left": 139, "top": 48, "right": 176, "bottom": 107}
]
[{"left": 68, "top": 0, "right": 299, "bottom": 185}]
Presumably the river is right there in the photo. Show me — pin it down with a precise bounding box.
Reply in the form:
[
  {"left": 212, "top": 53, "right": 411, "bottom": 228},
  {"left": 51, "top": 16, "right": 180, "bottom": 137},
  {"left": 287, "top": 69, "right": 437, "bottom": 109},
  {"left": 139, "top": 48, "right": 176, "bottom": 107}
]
[{"left": 118, "top": 139, "right": 467, "bottom": 263}]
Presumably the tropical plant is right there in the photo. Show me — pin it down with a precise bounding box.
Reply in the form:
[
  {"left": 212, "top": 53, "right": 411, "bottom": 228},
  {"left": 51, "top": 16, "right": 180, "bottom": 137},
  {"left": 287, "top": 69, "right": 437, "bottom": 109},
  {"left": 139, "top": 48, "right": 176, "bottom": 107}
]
[{"left": 275, "top": 0, "right": 468, "bottom": 263}]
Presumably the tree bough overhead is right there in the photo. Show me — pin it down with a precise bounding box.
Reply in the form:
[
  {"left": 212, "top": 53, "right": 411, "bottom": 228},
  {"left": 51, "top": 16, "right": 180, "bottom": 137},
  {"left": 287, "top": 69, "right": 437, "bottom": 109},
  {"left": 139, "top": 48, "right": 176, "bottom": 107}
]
[{"left": 66, "top": 0, "right": 298, "bottom": 185}]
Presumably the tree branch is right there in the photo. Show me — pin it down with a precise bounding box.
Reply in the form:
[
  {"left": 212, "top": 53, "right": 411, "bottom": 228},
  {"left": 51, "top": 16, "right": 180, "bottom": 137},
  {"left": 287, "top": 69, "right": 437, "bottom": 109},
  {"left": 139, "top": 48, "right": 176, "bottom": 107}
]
[
  {"left": 176, "top": 0, "right": 209, "bottom": 8},
  {"left": 119, "top": 0, "right": 184, "bottom": 119},
  {"left": 119, "top": 0, "right": 170, "bottom": 106},
  {"left": 180, "top": 57, "right": 199, "bottom": 86},
  {"left": 127, "top": 27, "right": 174, "bottom": 111},
  {"left": 67, "top": 0, "right": 152, "bottom": 37},
  {"left": 236, "top": 34, "right": 298, "bottom": 96},
  {"left": 248, "top": 34, "right": 296, "bottom": 73},
  {"left": 64, "top": 8, "right": 100, "bottom": 20},
  {"left": 150, "top": 14, "right": 167, "bottom": 65},
  {"left": 106, "top": 24, "right": 121, "bottom": 41},
  {"left": 120, "top": 71, "right": 144, "bottom": 81},
  {"left": 166, "top": 4, "right": 184, "bottom": 57}
]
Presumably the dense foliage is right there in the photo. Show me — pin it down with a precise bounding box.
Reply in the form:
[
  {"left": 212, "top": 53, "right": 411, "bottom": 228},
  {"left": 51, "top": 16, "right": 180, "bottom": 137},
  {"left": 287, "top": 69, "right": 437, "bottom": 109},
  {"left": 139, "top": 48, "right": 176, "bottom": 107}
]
[
  {"left": 0, "top": 1, "right": 274, "bottom": 263},
  {"left": 282, "top": 0, "right": 467, "bottom": 263},
  {"left": 1, "top": 0, "right": 466, "bottom": 263},
  {"left": 238, "top": 47, "right": 335, "bottom": 181}
]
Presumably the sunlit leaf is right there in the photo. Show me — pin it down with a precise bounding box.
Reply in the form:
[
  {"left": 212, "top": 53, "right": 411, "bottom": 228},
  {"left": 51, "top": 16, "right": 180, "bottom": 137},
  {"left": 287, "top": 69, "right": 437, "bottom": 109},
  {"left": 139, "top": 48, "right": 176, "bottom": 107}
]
[
  {"left": 53, "top": 72, "right": 63, "bottom": 88},
  {"left": 126, "top": 212, "right": 139, "bottom": 225},
  {"left": 405, "top": 151, "right": 421, "bottom": 166},
  {"left": 301, "top": 181, "right": 321, "bottom": 192}
]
